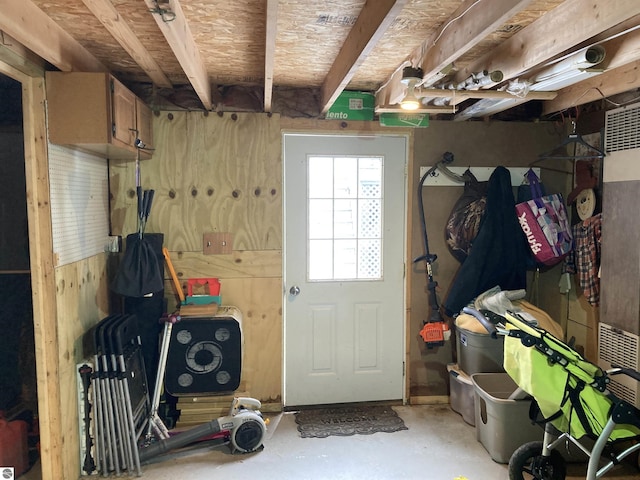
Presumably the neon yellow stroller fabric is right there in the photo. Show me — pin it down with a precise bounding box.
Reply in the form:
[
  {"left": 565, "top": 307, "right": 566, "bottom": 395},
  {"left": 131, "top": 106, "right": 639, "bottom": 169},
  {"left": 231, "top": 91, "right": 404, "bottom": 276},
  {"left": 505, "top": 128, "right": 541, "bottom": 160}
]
[{"left": 503, "top": 311, "right": 640, "bottom": 441}]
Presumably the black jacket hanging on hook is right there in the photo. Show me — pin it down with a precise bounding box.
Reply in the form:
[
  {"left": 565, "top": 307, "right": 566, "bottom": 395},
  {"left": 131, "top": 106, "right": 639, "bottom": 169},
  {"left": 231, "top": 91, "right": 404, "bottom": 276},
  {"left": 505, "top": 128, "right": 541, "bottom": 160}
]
[{"left": 443, "top": 166, "right": 530, "bottom": 317}]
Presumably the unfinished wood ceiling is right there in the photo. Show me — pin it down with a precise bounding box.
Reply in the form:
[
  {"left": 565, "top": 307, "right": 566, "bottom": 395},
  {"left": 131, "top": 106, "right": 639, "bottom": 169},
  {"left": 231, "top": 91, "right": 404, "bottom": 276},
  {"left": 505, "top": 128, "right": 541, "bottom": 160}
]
[{"left": 3, "top": 0, "right": 640, "bottom": 120}]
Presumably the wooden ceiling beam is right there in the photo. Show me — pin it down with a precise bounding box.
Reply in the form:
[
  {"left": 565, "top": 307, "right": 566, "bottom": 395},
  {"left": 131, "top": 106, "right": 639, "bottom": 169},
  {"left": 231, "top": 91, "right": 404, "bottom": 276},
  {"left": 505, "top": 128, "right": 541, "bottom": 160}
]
[
  {"left": 0, "top": 32, "right": 45, "bottom": 77},
  {"left": 143, "top": 0, "right": 212, "bottom": 110},
  {"left": 81, "top": 0, "right": 172, "bottom": 88},
  {"left": 455, "top": 0, "right": 640, "bottom": 119},
  {"left": 453, "top": 0, "right": 640, "bottom": 86},
  {"left": 377, "top": 0, "right": 533, "bottom": 108},
  {"left": 320, "top": 0, "right": 408, "bottom": 114},
  {"left": 264, "top": 0, "right": 278, "bottom": 112},
  {"left": 0, "top": 0, "right": 105, "bottom": 72},
  {"left": 420, "top": 0, "right": 534, "bottom": 85}
]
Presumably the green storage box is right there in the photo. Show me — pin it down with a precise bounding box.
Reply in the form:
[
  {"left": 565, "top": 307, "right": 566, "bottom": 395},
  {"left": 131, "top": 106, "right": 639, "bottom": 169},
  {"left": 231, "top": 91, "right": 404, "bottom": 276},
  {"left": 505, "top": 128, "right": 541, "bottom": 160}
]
[
  {"left": 326, "top": 91, "right": 374, "bottom": 121},
  {"left": 379, "top": 112, "right": 429, "bottom": 127}
]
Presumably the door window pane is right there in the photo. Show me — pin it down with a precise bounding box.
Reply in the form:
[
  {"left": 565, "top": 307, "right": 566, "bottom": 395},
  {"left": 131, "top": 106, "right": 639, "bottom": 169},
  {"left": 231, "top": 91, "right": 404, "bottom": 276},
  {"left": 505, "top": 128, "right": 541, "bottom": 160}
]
[
  {"left": 309, "top": 199, "right": 333, "bottom": 239},
  {"left": 358, "top": 158, "right": 382, "bottom": 198},
  {"left": 358, "top": 199, "right": 381, "bottom": 238},
  {"left": 334, "top": 199, "right": 357, "bottom": 238},
  {"left": 334, "top": 157, "right": 358, "bottom": 198},
  {"left": 358, "top": 239, "right": 382, "bottom": 278},
  {"left": 308, "top": 156, "right": 333, "bottom": 198},
  {"left": 307, "top": 155, "right": 383, "bottom": 281},
  {"left": 309, "top": 240, "right": 333, "bottom": 280},
  {"left": 334, "top": 239, "right": 357, "bottom": 279}
]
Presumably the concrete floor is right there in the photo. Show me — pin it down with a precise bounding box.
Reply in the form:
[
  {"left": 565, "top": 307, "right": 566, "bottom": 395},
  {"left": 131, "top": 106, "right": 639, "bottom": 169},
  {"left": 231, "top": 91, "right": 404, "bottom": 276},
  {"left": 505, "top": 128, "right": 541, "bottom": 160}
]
[
  {"left": 135, "top": 404, "right": 638, "bottom": 480},
  {"left": 20, "top": 404, "right": 640, "bottom": 479}
]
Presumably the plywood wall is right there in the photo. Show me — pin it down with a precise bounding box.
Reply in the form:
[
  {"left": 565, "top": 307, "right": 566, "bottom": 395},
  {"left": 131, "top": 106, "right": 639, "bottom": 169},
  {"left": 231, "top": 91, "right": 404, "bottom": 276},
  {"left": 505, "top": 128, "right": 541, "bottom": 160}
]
[
  {"left": 108, "top": 112, "right": 571, "bottom": 409},
  {"left": 109, "top": 111, "right": 283, "bottom": 405},
  {"left": 54, "top": 254, "right": 109, "bottom": 479}
]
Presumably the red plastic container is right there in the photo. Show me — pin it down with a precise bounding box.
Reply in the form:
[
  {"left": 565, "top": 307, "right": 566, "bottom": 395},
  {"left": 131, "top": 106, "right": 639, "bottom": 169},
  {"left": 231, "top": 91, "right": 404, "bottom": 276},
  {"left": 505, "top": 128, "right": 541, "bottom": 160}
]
[
  {"left": 0, "top": 418, "right": 28, "bottom": 476},
  {"left": 187, "top": 278, "right": 221, "bottom": 296}
]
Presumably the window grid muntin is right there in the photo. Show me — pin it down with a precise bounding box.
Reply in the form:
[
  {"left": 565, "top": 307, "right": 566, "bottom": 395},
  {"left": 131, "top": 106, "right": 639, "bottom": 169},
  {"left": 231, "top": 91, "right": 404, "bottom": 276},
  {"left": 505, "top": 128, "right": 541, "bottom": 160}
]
[{"left": 307, "top": 155, "right": 383, "bottom": 281}]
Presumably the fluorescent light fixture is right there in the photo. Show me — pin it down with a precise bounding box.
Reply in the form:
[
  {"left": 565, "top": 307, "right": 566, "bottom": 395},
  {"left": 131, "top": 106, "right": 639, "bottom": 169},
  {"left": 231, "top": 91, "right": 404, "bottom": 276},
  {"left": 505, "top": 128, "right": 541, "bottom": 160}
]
[
  {"left": 455, "top": 45, "right": 606, "bottom": 121},
  {"left": 376, "top": 105, "right": 456, "bottom": 114},
  {"left": 533, "top": 45, "right": 605, "bottom": 85}
]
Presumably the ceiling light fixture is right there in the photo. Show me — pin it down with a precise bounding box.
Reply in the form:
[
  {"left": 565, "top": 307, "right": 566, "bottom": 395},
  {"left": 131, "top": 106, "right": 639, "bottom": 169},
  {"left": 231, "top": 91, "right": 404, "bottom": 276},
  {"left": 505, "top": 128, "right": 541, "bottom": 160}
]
[
  {"left": 456, "top": 45, "right": 606, "bottom": 121},
  {"left": 400, "top": 66, "right": 424, "bottom": 111}
]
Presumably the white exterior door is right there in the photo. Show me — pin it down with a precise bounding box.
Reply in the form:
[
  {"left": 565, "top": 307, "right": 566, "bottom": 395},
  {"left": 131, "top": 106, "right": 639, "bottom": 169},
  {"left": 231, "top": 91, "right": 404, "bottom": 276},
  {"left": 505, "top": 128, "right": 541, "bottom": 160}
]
[{"left": 283, "top": 134, "right": 407, "bottom": 406}]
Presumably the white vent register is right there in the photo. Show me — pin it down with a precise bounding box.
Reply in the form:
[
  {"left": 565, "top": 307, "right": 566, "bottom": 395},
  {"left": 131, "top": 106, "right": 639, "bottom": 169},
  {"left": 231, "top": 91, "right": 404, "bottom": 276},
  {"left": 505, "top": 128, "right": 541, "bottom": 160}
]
[
  {"left": 603, "top": 102, "right": 640, "bottom": 182},
  {"left": 598, "top": 323, "right": 640, "bottom": 408},
  {"left": 605, "top": 102, "right": 640, "bottom": 153}
]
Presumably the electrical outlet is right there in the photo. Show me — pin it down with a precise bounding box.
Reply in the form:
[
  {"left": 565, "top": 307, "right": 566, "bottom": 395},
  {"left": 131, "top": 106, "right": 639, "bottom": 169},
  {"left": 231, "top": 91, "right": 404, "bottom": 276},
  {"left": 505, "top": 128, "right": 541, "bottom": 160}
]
[
  {"left": 105, "top": 235, "right": 122, "bottom": 253},
  {"left": 203, "top": 232, "right": 233, "bottom": 255}
]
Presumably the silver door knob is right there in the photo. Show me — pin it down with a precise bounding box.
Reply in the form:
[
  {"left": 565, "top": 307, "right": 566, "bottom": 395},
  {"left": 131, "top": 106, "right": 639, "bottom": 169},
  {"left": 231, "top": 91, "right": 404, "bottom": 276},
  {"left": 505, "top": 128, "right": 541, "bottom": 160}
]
[{"left": 289, "top": 285, "right": 301, "bottom": 296}]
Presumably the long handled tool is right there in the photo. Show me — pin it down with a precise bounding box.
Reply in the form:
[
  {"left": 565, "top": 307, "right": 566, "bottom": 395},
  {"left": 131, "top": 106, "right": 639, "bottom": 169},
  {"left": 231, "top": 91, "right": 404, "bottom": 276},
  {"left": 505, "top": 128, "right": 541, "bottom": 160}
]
[
  {"left": 137, "top": 188, "right": 155, "bottom": 239},
  {"left": 162, "top": 247, "right": 185, "bottom": 305},
  {"left": 414, "top": 152, "right": 455, "bottom": 347}
]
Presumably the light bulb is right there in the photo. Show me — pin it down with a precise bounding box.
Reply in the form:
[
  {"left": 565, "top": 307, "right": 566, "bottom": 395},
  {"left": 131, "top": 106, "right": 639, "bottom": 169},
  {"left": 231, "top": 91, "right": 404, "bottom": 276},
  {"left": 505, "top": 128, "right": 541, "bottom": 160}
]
[{"left": 401, "top": 85, "right": 421, "bottom": 110}]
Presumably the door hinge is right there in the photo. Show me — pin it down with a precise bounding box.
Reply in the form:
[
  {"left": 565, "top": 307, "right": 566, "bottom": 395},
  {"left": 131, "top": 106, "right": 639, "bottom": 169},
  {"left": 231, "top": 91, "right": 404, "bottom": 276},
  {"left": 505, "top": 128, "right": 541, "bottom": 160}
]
[{"left": 402, "top": 361, "right": 405, "bottom": 376}]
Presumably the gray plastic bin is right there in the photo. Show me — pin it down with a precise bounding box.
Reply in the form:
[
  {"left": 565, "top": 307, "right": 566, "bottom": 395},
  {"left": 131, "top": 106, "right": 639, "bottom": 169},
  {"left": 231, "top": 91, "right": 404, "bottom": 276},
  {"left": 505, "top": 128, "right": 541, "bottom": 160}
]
[
  {"left": 456, "top": 327, "right": 505, "bottom": 375},
  {"left": 471, "top": 372, "right": 543, "bottom": 464},
  {"left": 448, "top": 363, "right": 475, "bottom": 426}
]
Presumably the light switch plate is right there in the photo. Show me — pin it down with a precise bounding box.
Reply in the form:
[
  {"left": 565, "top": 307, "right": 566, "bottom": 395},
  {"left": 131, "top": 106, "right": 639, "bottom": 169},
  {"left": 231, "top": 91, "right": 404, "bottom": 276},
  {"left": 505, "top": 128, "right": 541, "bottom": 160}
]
[{"left": 203, "top": 232, "right": 233, "bottom": 255}]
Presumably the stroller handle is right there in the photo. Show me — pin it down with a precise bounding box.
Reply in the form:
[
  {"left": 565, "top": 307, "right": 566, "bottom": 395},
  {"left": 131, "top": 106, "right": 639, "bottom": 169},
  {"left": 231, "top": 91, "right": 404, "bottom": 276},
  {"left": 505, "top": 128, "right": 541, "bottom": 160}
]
[
  {"left": 611, "top": 365, "right": 640, "bottom": 382},
  {"left": 462, "top": 307, "right": 498, "bottom": 338}
]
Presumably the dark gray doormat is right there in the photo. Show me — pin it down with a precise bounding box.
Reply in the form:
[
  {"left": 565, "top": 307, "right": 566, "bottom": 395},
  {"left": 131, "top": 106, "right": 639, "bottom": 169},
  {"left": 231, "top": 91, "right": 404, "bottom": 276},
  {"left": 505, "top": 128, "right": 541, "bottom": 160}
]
[{"left": 294, "top": 405, "right": 408, "bottom": 438}]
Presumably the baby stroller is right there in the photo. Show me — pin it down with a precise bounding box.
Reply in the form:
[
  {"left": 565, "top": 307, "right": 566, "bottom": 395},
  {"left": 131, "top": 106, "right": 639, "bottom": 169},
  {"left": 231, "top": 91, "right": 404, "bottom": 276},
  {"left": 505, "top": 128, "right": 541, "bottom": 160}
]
[{"left": 462, "top": 307, "right": 640, "bottom": 480}]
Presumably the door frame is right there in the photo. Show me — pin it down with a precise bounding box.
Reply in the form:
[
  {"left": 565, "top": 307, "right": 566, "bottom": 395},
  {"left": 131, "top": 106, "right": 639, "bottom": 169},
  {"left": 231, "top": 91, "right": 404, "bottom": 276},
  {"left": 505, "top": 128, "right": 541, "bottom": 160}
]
[
  {"left": 281, "top": 130, "right": 412, "bottom": 406},
  {"left": 0, "top": 59, "right": 60, "bottom": 478}
]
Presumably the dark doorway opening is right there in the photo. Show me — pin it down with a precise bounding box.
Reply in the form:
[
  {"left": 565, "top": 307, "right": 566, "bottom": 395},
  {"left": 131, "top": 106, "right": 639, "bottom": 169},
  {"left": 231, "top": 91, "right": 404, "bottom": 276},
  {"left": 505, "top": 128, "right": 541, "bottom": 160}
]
[{"left": 0, "top": 72, "right": 40, "bottom": 477}]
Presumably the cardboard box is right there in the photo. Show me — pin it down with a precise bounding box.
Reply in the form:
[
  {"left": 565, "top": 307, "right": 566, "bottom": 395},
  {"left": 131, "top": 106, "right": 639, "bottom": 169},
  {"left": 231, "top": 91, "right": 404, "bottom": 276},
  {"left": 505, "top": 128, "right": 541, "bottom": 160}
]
[{"left": 326, "top": 91, "right": 374, "bottom": 121}]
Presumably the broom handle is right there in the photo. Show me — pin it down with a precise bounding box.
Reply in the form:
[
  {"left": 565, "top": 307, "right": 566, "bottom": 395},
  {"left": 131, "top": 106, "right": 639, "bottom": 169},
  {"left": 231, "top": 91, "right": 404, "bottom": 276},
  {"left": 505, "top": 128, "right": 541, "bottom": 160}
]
[{"left": 162, "top": 247, "right": 185, "bottom": 303}]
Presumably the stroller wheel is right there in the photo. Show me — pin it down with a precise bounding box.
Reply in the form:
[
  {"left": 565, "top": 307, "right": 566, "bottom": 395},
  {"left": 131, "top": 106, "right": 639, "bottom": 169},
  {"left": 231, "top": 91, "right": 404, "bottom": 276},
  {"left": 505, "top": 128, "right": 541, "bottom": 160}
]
[{"left": 508, "top": 441, "right": 566, "bottom": 480}]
